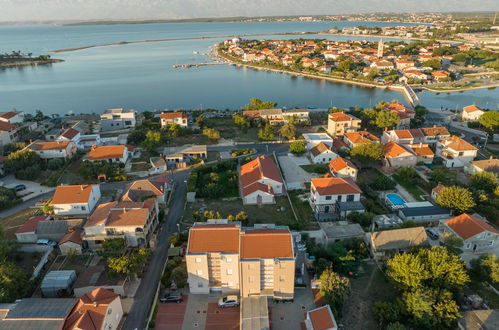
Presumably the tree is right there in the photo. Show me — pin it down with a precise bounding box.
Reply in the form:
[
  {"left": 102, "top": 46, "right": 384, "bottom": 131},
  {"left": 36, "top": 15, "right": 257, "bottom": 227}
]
[
  {"left": 350, "top": 142, "right": 383, "bottom": 165},
  {"left": 423, "top": 58, "right": 442, "bottom": 70},
  {"left": 471, "top": 253, "right": 499, "bottom": 284},
  {"left": 328, "top": 107, "right": 345, "bottom": 113},
  {"left": 170, "top": 266, "right": 188, "bottom": 288},
  {"left": 430, "top": 167, "right": 457, "bottom": 185},
  {"left": 258, "top": 123, "right": 274, "bottom": 141},
  {"left": 289, "top": 141, "right": 306, "bottom": 155},
  {"left": 101, "top": 238, "right": 125, "bottom": 253},
  {"left": 371, "top": 175, "right": 396, "bottom": 191},
  {"left": 195, "top": 114, "right": 205, "bottom": 127},
  {"left": 233, "top": 114, "right": 250, "bottom": 130},
  {"left": 279, "top": 123, "right": 296, "bottom": 140},
  {"left": 395, "top": 166, "right": 417, "bottom": 182},
  {"left": 202, "top": 127, "right": 221, "bottom": 141},
  {"left": 0, "top": 262, "right": 32, "bottom": 303},
  {"left": 478, "top": 111, "right": 499, "bottom": 131},
  {"left": 436, "top": 186, "right": 476, "bottom": 214},
  {"left": 0, "top": 187, "right": 19, "bottom": 210},
  {"left": 469, "top": 171, "right": 498, "bottom": 194},
  {"left": 41, "top": 198, "right": 54, "bottom": 215},
  {"left": 167, "top": 124, "right": 182, "bottom": 138},
  {"left": 107, "top": 248, "right": 150, "bottom": 277},
  {"left": 375, "top": 110, "right": 400, "bottom": 129},
  {"left": 372, "top": 301, "right": 403, "bottom": 326},
  {"left": 337, "top": 58, "right": 353, "bottom": 72},
  {"left": 319, "top": 267, "right": 350, "bottom": 316},
  {"left": 128, "top": 129, "right": 147, "bottom": 145},
  {"left": 235, "top": 211, "right": 249, "bottom": 222},
  {"left": 243, "top": 98, "right": 276, "bottom": 110},
  {"left": 142, "top": 130, "right": 161, "bottom": 152},
  {"left": 4, "top": 149, "right": 44, "bottom": 180}
]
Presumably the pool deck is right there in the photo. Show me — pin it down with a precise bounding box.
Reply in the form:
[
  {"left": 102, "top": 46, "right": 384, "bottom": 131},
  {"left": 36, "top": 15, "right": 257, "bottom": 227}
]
[{"left": 395, "top": 184, "right": 418, "bottom": 203}]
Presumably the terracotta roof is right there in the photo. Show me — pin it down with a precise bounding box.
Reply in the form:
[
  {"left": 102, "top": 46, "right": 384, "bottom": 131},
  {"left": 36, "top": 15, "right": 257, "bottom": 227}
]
[
  {"left": 28, "top": 140, "right": 72, "bottom": 151},
  {"left": 52, "top": 185, "right": 96, "bottom": 205},
  {"left": 445, "top": 213, "right": 499, "bottom": 240},
  {"left": 440, "top": 136, "right": 478, "bottom": 152},
  {"left": 243, "top": 110, "right": 261, "bottom": 119},
  {"left": 329, "top": 112, "right": 360, "bottom": 122},
  {"left": 410, "top": 144, "right": 434, "bottom": 156},
  {"left": 15, "top": 216, "right": 48, "bottom": 234},
  {"left": 59, "top": 229, "right": 83, "bottom": 245},
  {"left": 160, "top": 111, "right": 186, "bottom": 120},
  {"left": 310, "top": 142, "right": 334, "bottom": 157},
  {"left": 329, "top": 157, "right": 357, "bottom": 173},
  {"left": 86, "top": 202, "right": 116, "bottom": 227},
  {"left": 60, "top": 128, "right": 79, "bottom": 140},
  {"left": 421, "top": 126, "right": 450, "bottom": 137},
  {"left": 463, "top": 105, "right": 483, "bottom": 113},
  {"left": 121, "top": 179, "right": 164, "bottom": 202},
  {"left": 240, "top": 155, "right": 283, "bottom": 188},
  {"left": 371, "top": 227, "right": 428, "bottom": 250},
  {"left": 62, "top": 288, "right": 119, "bottom": 330},
  {"left": 88, "top": 145, "right": 126, "bottom": 160},
  {"left": 432, "top": 70, "right": 450, "bottom": 77},
  {"left": 311, "top": 177, "right": 362, "bottom": 195},
  {"left": 308, "top": 305, "right": 335, "bottom": 330},
  {"left": 85, "top": 199, "right": 155, "bottom": 228},
  {"left": 385, "top": 103, "right": 410, "bottom": 112},
  {"left": 188, "top": 225, "right": 240, "bottom": 253},
  {"left": 344, "top": 131, "right": 380, "bottom": 145},
  {"left": 384, "top": 142, "right": 415, "bottom": 158},
  {"left": 240, "top": 229, "right": 293, "bottom": 259},
  {"left": 332, "top": 138, "right": 348, "bottom": 151},
  {"left": 394, "top": 129, "right": 424, "bottom": 139},
  {"left": 0, "top": 111, "right": 19, "bottom": 119},
  {"left": 242, "top": 182, "right": 274, "bottom": 197},
  {"left": 471, "top": 158, "right": 499, "bottom": 173},
  {"left": 432, "top": 183, "right": 445, "bottom": 194}
]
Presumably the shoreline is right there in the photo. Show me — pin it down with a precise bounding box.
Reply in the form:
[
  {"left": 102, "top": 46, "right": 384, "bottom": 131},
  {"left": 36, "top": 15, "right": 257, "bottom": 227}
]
[
  {"left": 0, "top": 59, "right": 64, "bottom": 68},
  {"left": 419, "top": 84, "right": 499, "bottom": 93}
]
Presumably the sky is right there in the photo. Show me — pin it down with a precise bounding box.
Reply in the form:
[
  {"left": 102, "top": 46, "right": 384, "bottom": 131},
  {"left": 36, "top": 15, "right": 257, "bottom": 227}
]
[{"left": 0, "top": 0, "right": 498, "bottom": 22}]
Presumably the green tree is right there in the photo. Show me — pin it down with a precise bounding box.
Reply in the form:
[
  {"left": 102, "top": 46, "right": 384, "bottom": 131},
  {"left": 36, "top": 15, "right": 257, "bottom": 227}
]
[
  {"left": 195, "top": 114, "right": 205, "bottom": 127},
  {"left": 243, "top": 98, "right": 276, "bottom": 110},
  {"left": 101, "top": 238, "right": 125, "bottom": 253},
  {"left": 372, "top": 301, "right": 403, "bottom": 326},
  {"left": 0, "top": 187, "right": 19, "bottom": 210},
  {"left": 235, "top": 211, "right": 249, "bottom": 222},
  {"left": 328, "top": 107, "right": 345, "bottom": 113},
  {"left": 289, "top": 141, "right": 306, "bottom": 155},
  {"left": 279, "top": 123, "right": 296, "bottom": 140},
  {"left": 41, "top": 198, "right": 54, "bottom": 215},
  {"left": 469, "top": 171, "right": 498, "bottom": 194},
  {"left": 423, "top": 58, "right": 442, "bottom": 70},
  {"left": 258, "top": 123, "right": 274, "bottom": 141},
  {"left": 385, "top": 322, "right": 409, "bottom": 330},
  {"left": 375, "top": 110, "right": 400, "bottom": 129},
  {"left": 471, "top": 253, "right": 499, "bottom": 284},
  {"left": 233, "top": 114, "right": 250, "bottom": 130},
  {"left": 167, "top": 124, "right": 182, "bottom": 138},
  {"left": 337, "top": 58, "right": 353, "bottom": 72},
  {"left": 319, "top": 267, "right": 350, "bottom": 316},
  {"left": 436, "top": 186, "right": 476, "bottom": 214},
  {"left": 4, "top": 149, "right": 44, "bottom": 180},
  {"left": 142, "top": 130, "right": 161, "bottom": 152},
  {"left": 478, "top": 111, "right": 499, "bottom": 132},
  {"left": 0, "top": 262, "right": 32, "bottom": 303},
  {"left": 170, "top": 266, "right": 188, "bottom": 288},
  {"left": 350, "top": 142, "right": 383, "bottom": 165},
  {"left": 430, "top": 167, "right": 457, "bottom": 185},
  {"left": 202, "top": 128, "right": 221, "bottom": 141}
]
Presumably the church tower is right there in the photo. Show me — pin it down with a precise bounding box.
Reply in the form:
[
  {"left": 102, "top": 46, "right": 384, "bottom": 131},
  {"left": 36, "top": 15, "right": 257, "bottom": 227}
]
[{"left": 377, "top": 39, "right": 384, "bottom": 58}]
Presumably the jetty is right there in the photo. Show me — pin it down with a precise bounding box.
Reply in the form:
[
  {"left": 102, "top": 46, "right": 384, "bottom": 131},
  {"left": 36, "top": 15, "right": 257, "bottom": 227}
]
[{"left": 172, "top": 62, "right": 228, "bottom": 69}]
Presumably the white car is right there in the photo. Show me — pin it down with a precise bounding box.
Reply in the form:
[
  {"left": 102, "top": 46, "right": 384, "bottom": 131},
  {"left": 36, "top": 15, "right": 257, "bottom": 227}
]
[
  {"left": 37, "top": 239, "right": 57, "bottom": 246},
  {"left": 218, "top": 295, "right": 239, "bottom": 308}
]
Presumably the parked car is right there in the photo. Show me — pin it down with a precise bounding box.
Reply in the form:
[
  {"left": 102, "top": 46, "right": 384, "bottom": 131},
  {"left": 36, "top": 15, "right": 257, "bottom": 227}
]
[
  {"left": 425, "top": 228, "right": 439, "bottom": 240},
  {"left": 218, "top": 295, "right": 239, "bottom": 308},
  {"left": 160, "top": 292, "right": 182, "bottom": 303},
  {"left": 36, "top": 239, "right": 57, "bottom": 246},
  {"left": 14, "top": 184, "right": 27, "bottom": 192}
]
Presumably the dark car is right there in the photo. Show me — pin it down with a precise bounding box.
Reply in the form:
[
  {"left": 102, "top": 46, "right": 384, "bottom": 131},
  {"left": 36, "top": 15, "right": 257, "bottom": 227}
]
[
  {"left": 425, "top": 228, "right": 439, "bottom": 240},
  {"left": 14, "top": 184, "right": 27, "bottom": 192},
  {"left": 160, "top": 292, "right": 182, "bottom": 303}
]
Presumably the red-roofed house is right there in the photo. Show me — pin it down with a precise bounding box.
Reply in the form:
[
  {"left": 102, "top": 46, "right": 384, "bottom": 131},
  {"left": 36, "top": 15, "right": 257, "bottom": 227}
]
[
  {"left": 436, "top": 136, "right": 478, "bottom": 168},
  {"left": 310, "top": 176, "right": 364, "bottom": 220},
  {"left": 0, "top": 111, "right": 24, "bottom": 124},
  {"left": 383, "top": 142, "right": 417, "bottom": 171},
  {"left": 51, "top": 184, "right": 101, "bottom": 216},
  {"left": 25, "top": 140, "right": 77, "bottom": 160},
  {"left": 462, "top": 105, "right": 485, "bottom": 121},
  {"left": 328, "top": 157, "right": 358, "bottom": 181},
  {"left": 327, "top": 112, "right": 361, "bottom": 137},
  {"left": 431, "top": 183, "right": 445, "bottom": 201},
  {"left": 160, "top": 111, "right": 188, "bottom": 128},
  {"left": 381, "top": 129, "right": 424, "bottom": 145},
  {"left": 440, "top": 213, "right": 499, "bottom": 254},
  {"left": 239, "top": 155, "right": 284, "bottom": 205},
  {"left": 57, "top": 127, "right": 81, "bottom": 146},
  {"left": 59, "top": 229, "right": 84, "bottom": 255},
  {"left": 305, "top": 305, "right": 338, "bottom": 330},
  {"left": 309, "top": 142, "right": 338, "bottom": 164},
  {"left": 15, "top": 215, "right": 49, "bottom": 243}
]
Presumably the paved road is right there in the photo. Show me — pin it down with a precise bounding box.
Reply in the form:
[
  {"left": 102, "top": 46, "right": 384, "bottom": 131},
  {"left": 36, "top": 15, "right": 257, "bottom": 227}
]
[
  {"left": 122, "top": 169, "right": 189, "bottom": 330},
  {"left": 208, "top": 141, "right": 290, "bottom": 155}
]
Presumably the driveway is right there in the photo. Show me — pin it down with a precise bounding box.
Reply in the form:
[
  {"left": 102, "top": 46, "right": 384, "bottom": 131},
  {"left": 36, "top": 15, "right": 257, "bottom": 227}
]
[
  {"left": 277, "top": 155, "right": 313, "bottom": 190},
  {"left": 155, "top": 296, "right": 189, "bottom": 330},
  {"left": 1, "top": 174, "right": 54, "bottom": 202}
]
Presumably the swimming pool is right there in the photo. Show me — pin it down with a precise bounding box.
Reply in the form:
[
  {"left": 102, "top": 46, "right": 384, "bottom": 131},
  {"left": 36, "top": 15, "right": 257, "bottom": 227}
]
[{"left": 385, "top": 193, "right": 407, "bottom": 208}]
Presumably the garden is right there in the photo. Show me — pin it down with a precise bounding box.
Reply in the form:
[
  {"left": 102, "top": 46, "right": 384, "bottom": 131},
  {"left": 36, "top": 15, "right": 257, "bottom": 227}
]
[{"left": 187, "top": 159, "right": 239, "bottom": 198}]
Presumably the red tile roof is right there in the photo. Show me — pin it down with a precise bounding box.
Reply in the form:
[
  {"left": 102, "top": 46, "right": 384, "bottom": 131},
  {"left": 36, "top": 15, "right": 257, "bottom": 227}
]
[
  {"left": 344, "top": 131, "right": 380, "bottom": 145},
  {"left": 0, "top": 111, "right": 19, "bottom": 120},
  {"left": 52, "top": 185, "right": 95, "bottom": 205},
  {"left": 329, "top": 112, "right": 360, "bottom": 122},
  {"left": 384, "top": 142, "right": 415, "bottom": 158},
  {"left": 60, "top": 128, "right": 79, "bottom": 140},
  {"left": 242, "top": 182, "right": 274, "bottom": 197},
  {"left": 463, "top": 105, "right": 483, "bottom": 113},
  {"left": 329, "top": 157, "right": 357, "bottom": 173},
  {"left": 29, "top": 141, "right": 72, "bottom": 150},
  {"left": 88, "top": 145, "right": 126, "bottom": 160},
  {"left": 440, "top": 136, "right": 478, "bottom": 152},
  {"left": 160, "top": 111, "right": 186, "bottom": 120},
  {"left": 445, "top": 213, "right": 499, "bottom": 240},
  {"left": 240, "top": 155, "right": 283, "bottom": 188},
  {"left": 308, "top": 305, "right": 335, "bottom": 330},
  {"left": 59, "top": 228, "right": 83, "bottom": 245},
  {"left": 15, "top": 216, "right": 47, "bottom": 234},
  {"left": 240, "top": 229, "right": 293, "bottom": 259},
  {"left": 311, "top": 177, "right": 362, "bottom": 195},
  {"left": 310, "top": 142, "right": 334, "bottom": 157},
  {"left": 188, "top": 225, "right": 240, "bottom": 253}
]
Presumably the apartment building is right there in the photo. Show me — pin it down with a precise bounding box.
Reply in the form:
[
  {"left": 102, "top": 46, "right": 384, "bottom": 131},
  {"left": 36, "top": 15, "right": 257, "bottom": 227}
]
[
  {"left": 186, "top": 222, "right": 295, "bottom": 300},
  {"left": 100, "top": 108, "right": 137, "bottom": 131},
  {"left": 327, "top": 112, "right": 361, "bottom": 137}
]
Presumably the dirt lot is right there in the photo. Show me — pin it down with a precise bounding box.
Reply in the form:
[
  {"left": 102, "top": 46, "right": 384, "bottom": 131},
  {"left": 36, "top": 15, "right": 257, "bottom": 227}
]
[{"left": 1, "top": 208, "right": 41, "bottom": 239}]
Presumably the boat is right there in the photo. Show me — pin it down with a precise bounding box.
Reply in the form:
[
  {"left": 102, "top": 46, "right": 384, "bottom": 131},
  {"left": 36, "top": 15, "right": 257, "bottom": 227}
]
[{"left": 193, "top": 51, "right": 199, "bottom": 54}]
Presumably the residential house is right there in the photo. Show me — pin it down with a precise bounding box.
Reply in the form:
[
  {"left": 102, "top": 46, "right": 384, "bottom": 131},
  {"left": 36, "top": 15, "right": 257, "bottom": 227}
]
[
  {"left": 283, "top": 109, "right": 310, "bottom": 124},
  {"left": 436, "top": 136, "right": 478, "bottom": 168},
  {"left": 327, "top": 112, "right": 361, "bottom": 137},
  {"left": 87, "top": 144, "right": 129, "bottom": 163},
  {"left": 303, "top": 133, "right": 333, "bottom": 149},
  {"left": 370, "top": 60, "right": 394, "bottom": 70},
  {"left": 62, "top": 288, "right": 123, "bottom": 330},
  {"left": 343, "top": 131, "right": 380, "bottom": 149},
  {"left": 328, "top": 157, "right": 358, "bottom": 181},
  {"left": 51, "top": 184, "right": 101, "bottom": 216},
  {"left": 381, "top": 129, "right": 424, "bottom": 145},
  {"left": 383, "top": 141, "right": 417, "bottom": 171},
  {"left": 45, "top": 128, "right": 62, "bottom": 141},
  {"left": 309, "top": 175, "right": 364, "bottom": 220},
  {"left": 431, "top": 183, "right": 446, "bottom": 201},
  {"left": 240, "top": 155, "right": 284, "bottom": 205},
  {"left": 160, "top": 111, "right": 188, "bottom": 128},
  {"left": 440, "top": 213, "right": 499, "bottom": 254},
  {"left": 309, "top": 142, "right": 338, "bottom": 164},
  {"left": 59, "top": 229, "right": 84, "bottom": 255},
  {"left": 305, "top": 305, "right": 338, "bottom": 330},
  {"left": 121, "top": 179, "right": 169, "bottom": 204},
  {"left": 186, "top": 222, "right": 295, "bottom": 300},
  {"left": 0, "top": 110, "right": 24, "bottom": 124},
  {"left": 410, "top": 143, "right": 435, "bottom": 164},
  {"left": 15, "top": 215, "right": 49, "bottom": 243},
  {"left": 259, "top": 109, "right": 284, "bottom": 125},
  {"left": 420, "top": 126, "right": 450, "bottom": 144},
  {"left": 83, "top": 198, "right": 159, "bottom": 249},
  {"left": 466, "top": 157, "right": 499, "bottom": 174},
  {"left": 25, "top": 140, "right": 77, "bottom": 160},
  {"left": 78, "top": 134, "right": 102, "bottom": 150},
  {"left": 242, "top": 110, "right": 262, "bottom": 123},
  {"left": 100, "top": 108, "right": 136, "bottom": 131},
  {"left": 0, "top": 121, "right": 19, "bottom": 146},
  {"left": 432, "top": 70, "right": 451, "bottom": 81},
  {"left": 462, "top": 105, "right": 485, "bottom": 121},
  {"left": 398, "top": 203, "right": 450, "bottom": 223},
  {"left": 15, "top": 217, "right": 83, "bottom": 243},
  {"left": 395, "top": 60, "right": 415, "bottom": 70},
  {"left": 367, "top": 226, "right": 429, "bottom": 260}
]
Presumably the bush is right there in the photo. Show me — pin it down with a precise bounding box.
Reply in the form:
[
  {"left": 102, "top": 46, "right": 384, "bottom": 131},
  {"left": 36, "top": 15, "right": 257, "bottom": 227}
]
[
  {"left": 371, "top": 175, "right": 396, "bottom": 191},
  {"left": 170, "top": 266, "right": 188, "bottom": 288},
  {"left": 47, "top": 158, "right": 65, "bottom": 170},
  {"left": 289, "top": 141, "right": 306, "bottom": 155}
]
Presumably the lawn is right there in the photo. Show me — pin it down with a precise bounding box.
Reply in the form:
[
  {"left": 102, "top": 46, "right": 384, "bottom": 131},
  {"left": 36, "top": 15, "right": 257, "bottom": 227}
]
[
  {"left": 1, "top": 208, "right": 41, "bottom": 240},
  {"left": 356, "top": 167, "right": 384, "bottom": 185},
  {"left": 131, "top": 162, "right": 151, "bottom": 172},
  {"left": 288, "top": 190, "right": 319, "bottom": 229},
  {"left": 205, "top": 117, "right": 261, "bottom": 143},
  {"left": 392, "top": 174, "right": 426, "bottom": 201},
  {"left": 300, "top": 164, "right": 329, "bottom": 174}
]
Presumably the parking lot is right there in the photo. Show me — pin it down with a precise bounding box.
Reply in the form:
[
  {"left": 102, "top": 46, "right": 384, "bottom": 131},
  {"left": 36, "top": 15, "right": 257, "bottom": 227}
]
[
  {"left": 155, "top": 296, "right": 189, "bottom": 330},
  {"left": 205, "top": 303, "right": 239, "bottom": 330},
  {"left": 1, "top": 174, "right": 54, "bottom": 201}
]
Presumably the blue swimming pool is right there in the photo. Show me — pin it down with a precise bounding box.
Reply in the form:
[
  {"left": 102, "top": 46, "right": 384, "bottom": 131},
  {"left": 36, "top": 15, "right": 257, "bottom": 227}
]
[{"left": 385, "top": 193, "right": 407, "bottom": 206}]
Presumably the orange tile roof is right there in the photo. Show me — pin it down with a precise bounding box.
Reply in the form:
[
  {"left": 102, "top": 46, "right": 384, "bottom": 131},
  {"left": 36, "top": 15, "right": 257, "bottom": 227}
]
[
  {"left": 344, "top": 131, "right": 380, "bottom": 145},
  {"left": 308, "top": 305, "right": 335, "bottom": 330},
  {"left": 240, "top": 155, "right": 283, "bottom": 188},
  {"left": 85, "top": 199, "right": 155, "bottom": 228},
  {"left": 240, "top": 229, "right": 293, "bottom": 259},
  {"left": 329, "top": 112, "right": 360, "bottom": 122},
  {"left": 52, "top": 185, "right": 95, "bottom": 205},
  {"left": 440, "top": 136, "right": 478, "bottom": 152},
  {"left": 242, "top": 182, "right": 274, "bottom": 197},
  {"left": 188, "top": 225, "right": 240, "bottom": 253},
  {"left": 15, "top": 216, "right": 47, "bottom": 234},
  {"left": 421, "top": 126, "right": 450, "bottom": 137},
  {"left": 0, "top": 111, "right": 19, "bottom": 120},
  {"left": 311, "top": 177, "right": 362, "bottom": 195},
  {"left": 243, "top": 110, "right": 261, "bottom": 119},
  {"left": 329, "top": 157, "right": 357, "bottom": 173},
  {"left": 310, "top": 142, "right": 334, "bottom": 157},
  {"left": 332, "top": 138, "right": 348, "bottom": 151},
  {"left": 384, "top": 142, "right": 415, "bottom": 158},
  {"left": 445, "top": 213, "right": 499, "bottom": 240},
  {"left": 29, "top": 140, "right": 72, "bottom": 150},
  {"left": 60, "top": 128, "right": 79, "bottom": 140},
  {"left": 88, "top": 145, "right": 126, "bottom": 160},
  {"left": 463, "top": 105, "right": 483, "bottom": 113},
  {"left": 0, "top": 121, "right": 14, "bottom": 132},
  {"left": 160, "top": 111, "right": 186, "bottom": 120},
  {"left": 86, "top": 201, "right": 116, "bottom": 227},
  {"left": 410, "top": 144, "right": 434, "bottom": 156},
  {"left": 471, "top": 158, "right": 499, "bottom": 172},
  {"left": 63, "top": 288, "right": 119, "bottom": 330},
  {"left": 59, "top": 229, "right": 83, "bottom": 245}
]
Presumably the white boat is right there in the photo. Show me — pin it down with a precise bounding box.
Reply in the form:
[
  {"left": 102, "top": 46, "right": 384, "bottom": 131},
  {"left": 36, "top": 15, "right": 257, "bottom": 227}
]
[{"left": 193, "top": 51, "right": 199, "bottom": 54}]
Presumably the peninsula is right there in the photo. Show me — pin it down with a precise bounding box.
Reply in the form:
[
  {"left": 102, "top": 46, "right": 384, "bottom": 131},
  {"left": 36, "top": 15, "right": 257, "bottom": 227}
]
[{"left": 0, "top": 51, "right": 63, "bottom": 69}]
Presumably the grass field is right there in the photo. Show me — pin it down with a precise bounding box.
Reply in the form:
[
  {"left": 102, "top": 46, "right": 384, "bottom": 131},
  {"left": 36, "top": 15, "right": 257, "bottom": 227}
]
[{"left": 300, "top": 164, "right": 329, "bottom": 174}]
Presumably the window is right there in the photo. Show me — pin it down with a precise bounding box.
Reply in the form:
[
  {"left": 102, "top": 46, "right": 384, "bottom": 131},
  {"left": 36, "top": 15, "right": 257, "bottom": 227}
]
[
  {"left": 249, "top": 276, "right": 255, "bottom": 283},
  {"left": 465, "top": 243, "right": 472, "bottom": 249},
  {"left": 198, "top": 282, "right": 203, "bottom": 288},
  {"left": 81, "top": 205, "right": 86, "bottom": 210},
  {"left": 347, "top": 194, "right": 354, "bottom": 202},
  {"left": 325, "top": 206, "right": 330, "bottom": 213},
  {"left": 280, "top": 275, "right": 286, "bottom": 281},
  {"left": 195, "top": 258, "right": 202, "bottom": 263},
  {"left": 197, "top": 270, "right": 203, "bottom": 275},
  {"left": 325, "top": 195, "right": 332, "bottom": 200},
  {"left": 108, "top": 308, "right": 112, "bottom": 315},
  {"left": 227, "top": 281, "right": 234, "bottom": 287},
  {"left": 337, "top": 195, "right": 342, "bottom": 202},
  {"left": 226, "top": 269, "right": 233, "bottom": 275},
  {"left": 226, "top": 257, "right": 232, "bottom": 263}
]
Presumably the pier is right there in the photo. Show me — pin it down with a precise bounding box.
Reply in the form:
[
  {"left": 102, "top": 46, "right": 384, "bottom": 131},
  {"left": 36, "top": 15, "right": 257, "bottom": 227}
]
[{"left": 172, "top": 62, "right": 229, "bottom": 69}]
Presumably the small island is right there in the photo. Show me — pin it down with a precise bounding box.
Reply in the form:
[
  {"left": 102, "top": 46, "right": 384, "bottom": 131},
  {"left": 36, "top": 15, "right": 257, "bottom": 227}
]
[{"left": 0, "top": 51, "right": 63, "bottom": 69}]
